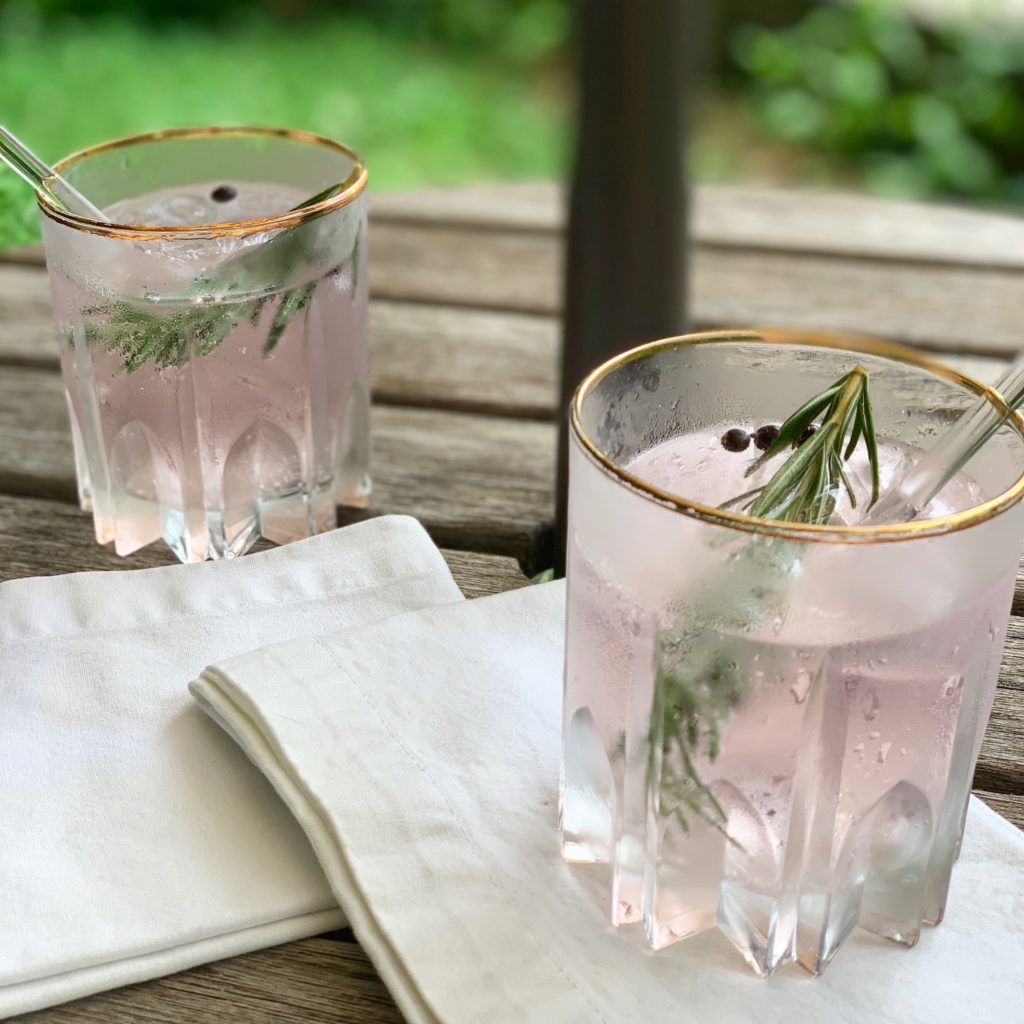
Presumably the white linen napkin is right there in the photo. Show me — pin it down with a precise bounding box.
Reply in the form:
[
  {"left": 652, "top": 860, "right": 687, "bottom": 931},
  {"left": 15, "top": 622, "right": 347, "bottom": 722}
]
[
  {"left": 191, "top": 580, "right": 1024, "bottom": 1024},
  {"left": 0, "top": 516, "right": 463, "bottom": 1019}
]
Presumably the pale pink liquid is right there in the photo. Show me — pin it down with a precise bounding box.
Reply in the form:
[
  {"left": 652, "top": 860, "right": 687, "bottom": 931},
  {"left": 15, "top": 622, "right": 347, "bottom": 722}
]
[
  {"left": 562, "top": 427, "right": 1014, "bottom": 974},
  {"left": 51, "top": 182, "right": 370, "bottom": 561}
]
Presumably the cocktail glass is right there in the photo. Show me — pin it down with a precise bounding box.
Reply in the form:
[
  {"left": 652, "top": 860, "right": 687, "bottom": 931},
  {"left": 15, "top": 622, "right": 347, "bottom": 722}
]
[
  {"left": 561, "top": 329, "right": 1024, "bottom": 975},
  {"left": 38, "top": 126, "right": 369, "bottom": 562}
]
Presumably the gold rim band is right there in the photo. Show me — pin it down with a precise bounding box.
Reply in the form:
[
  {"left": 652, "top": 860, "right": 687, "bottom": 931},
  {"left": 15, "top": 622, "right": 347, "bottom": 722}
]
[
  {"left": 37, "top": 125, "right": 368, "bottom": 240},
  {"left": 570, "top": 328, "right": 1024, "bottom": 544}
]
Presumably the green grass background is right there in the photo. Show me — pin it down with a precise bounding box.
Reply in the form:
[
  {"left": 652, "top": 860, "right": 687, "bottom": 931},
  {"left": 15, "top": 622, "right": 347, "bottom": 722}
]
[
  {"left": 5, "top": 2, "right": 1022, "bottom": 251},
  {"left": 0, "top": 12, "right": 567, "bottom": 248}
]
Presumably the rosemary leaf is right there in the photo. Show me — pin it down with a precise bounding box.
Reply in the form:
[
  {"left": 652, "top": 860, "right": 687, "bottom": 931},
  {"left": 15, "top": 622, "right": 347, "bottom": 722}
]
[
  {"left": 749, "top": 421, "right": 836, "bottom": 518},
  {"left": 862, "top": 386, "right": 880, "bottom": 507},
  {"left": 262, "top": 281, "right": 317, "bottom": 357},
  {"left": 745, "top": 382, "right": 842, "bottom": 475}
]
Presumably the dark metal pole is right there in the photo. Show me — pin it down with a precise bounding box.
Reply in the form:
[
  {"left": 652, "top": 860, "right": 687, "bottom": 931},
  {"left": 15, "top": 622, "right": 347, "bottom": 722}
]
[{"left": 555, "top": 0, "right": 691, "bottom": 573}]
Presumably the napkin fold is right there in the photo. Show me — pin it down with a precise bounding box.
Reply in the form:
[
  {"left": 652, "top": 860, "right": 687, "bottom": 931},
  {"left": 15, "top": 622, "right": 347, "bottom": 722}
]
[
  {"left": 0, "top": 516, "right": 463, "bottom": 1019},
  {"left": 191, "top": 580, "right": 1024, "bottom": 1024}
]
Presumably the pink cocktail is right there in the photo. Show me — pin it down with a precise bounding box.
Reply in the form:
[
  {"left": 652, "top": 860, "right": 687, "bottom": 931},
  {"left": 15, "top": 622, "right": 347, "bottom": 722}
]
[
  {"left": 562, "top": 330, "right": 1024, "bottom": 975},
  {"left": 39, "top": 127, "right": 370, "bottom": 562}
]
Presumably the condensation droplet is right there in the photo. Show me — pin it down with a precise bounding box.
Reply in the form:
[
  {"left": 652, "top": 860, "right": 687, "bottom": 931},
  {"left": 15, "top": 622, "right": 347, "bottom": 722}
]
[
  {"left": 790, "top": 668, "right": 812, "bottom": 704},
  {"left": 869, "top": 730, "right": 881, "bottom": 740},
  {"left": 863, "top": 692, "right": 881, "bottom": 721},
  {"left": 877, "top": 741, "right": 892, "bottom": 764},
  {"left": 941, "top": 675, "right": 964, "bottom": 699}
]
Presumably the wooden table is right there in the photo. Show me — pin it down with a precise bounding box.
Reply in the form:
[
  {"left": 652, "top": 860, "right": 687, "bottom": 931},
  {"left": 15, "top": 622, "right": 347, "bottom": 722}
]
[{"left": 2, "top": 182, "right": 1023, "bottom": 1022}]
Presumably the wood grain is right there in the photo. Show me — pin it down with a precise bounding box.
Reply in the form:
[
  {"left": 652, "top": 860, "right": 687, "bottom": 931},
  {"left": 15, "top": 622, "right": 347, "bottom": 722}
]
[
  {"left": 975, "top": 790, "right": 1024, "bottom": 830},
  {"left": 7, "top": 185, "right": 1024, "bottom": 359},
  {"left": 16, "top": 940, "right": 403, "bottom": 1024},
  {"left": 373, "top": 182, "right": 1024, "bottom": 271},
  {"left": 371, "top": 301, "right": 557, "bottom": 418},
  {"left": 9, "top": 183, "right": 1024, "bottom": 271},
  {"left": 0, "top": 365, "right": 555, "bottom": 569},
  {"left": 0, "top": 494, "right": 527, "bottom": 598},
  {"left": 372, "top": 220, "right": 1024, "bottom": 356},
  {"left": 0, "top": 263, "right": 53, "bottom": 367},
  {"left": 974, "top": 686, "right": 1024, "bottom": 797}
]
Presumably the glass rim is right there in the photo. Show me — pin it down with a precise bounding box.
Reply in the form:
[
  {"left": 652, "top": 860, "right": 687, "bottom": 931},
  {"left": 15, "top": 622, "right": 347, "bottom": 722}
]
[
  {"left": 570, "top": 328, "right": 1024, "bottom": 544},
  {"left": 37, "top": 125, "right": 368, "bottom": 240}
]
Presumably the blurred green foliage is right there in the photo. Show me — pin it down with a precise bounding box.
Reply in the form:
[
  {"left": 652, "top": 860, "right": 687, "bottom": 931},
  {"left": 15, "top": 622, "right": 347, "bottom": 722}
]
[
  {"left": 5, "top": 0, "right": 572, "bottom": 61},
  {"left": 731, "top": 0, "right": 1024, "bottom": 203},
  {"left": 0, "top": 1, "right": 569, "bottom": 249},
  {"left": 5, "top": 0, "right": 1024, "bottom": 252}
]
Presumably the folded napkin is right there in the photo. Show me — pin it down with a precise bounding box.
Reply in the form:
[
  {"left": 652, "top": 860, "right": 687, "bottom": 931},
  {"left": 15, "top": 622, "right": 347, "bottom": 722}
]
[
  {"left": 192, "top": 580, "right": 1024, "bottom": 1024},
  {"left": 0, "top": 516, "right": 462, "bottom": 1019}
]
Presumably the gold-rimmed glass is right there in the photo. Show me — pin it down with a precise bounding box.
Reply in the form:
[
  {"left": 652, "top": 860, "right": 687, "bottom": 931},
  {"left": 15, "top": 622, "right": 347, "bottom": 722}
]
[
  {"left": 560, "top": 330, "right": 1024, "bottom": 976},
  {"left": 39, "top": 126, "right": 370, "bottom": 562}
]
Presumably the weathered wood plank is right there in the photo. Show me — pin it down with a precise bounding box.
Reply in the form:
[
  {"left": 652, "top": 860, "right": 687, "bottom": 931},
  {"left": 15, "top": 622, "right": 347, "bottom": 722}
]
[
  {"left": 998, "top": 617, "right": 1024, "bottom": 684},
  {"left": 975, "top": 686, "right": 1024, "bottom": 797},
  {"left": 976, "top": 790, "right": 1024, "bottom": 831},
  {"left": 370, "top": 221, "right": 1023, "bottom": 356},
  {"left": 373, "top": 182, "right": 1024, "bottom": 272},
  {"left": 0, "top": 493, "right": 528, "bottom": 598},
  {"left": 7, "top": 185, "right": 1024, "bottom": 359},
  {"left": 371, "top": 301, "right": 557, "bottom": 418},
  {"left": 0, "top": 263, "right": 53, "bottom": 367},
  {"left": 12, "top": 226, "right": 1023, "bottom": 358},
  {"left": 9, "top": 183, "right": 1024, "bottom": 271},
  {"left": 693, "top": 247, "right": 1022, "bottom": 359},
  {"left": 0, "top": 365, "right": 555, "bottom": 569},
  {"left": 17, "top": 939, "right": 403, "bottom": 1024}
]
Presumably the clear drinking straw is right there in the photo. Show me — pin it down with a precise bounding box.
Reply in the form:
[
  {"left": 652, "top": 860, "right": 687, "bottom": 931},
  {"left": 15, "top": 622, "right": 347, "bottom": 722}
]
[
  {"left": 0, "top": 125, "right": 109, "bottom": 221},
  {"left": 865, "top": 352, "right": 1024, "bottom": 524}
]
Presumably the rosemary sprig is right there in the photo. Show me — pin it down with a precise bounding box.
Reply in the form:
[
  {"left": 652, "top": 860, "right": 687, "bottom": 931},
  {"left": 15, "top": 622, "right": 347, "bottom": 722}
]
[
  {"left": 78, "top": 180, "right": 359, "bottom": 372},
  {"left": 650, "top": 366, "right": 880, "bottom": 838},
  {"left": 743, "top": 364, "right": 880, "bottom": 523}
]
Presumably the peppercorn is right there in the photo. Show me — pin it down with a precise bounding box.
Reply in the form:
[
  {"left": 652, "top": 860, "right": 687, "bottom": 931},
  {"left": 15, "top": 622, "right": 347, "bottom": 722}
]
[
  {"left": 752, "top": 424, "right": 780, "bottom": 450},
  {"left": 210, "top": 185, "right": 238, "bottom": 203},
  {"left": 797, "top": 424, "right": 818, "bottom": 446},
  {"left": 720, "top": 428, "right": 750, "bottom": 452}
]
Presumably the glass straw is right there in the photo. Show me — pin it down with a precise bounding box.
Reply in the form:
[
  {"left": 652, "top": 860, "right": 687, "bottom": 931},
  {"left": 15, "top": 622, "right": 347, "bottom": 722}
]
[
  {"left": 866, "top": 352, "right": 1024, "bottom": 523},
  {"left": 0, "top": 125, "right": 109, "bottom": 221}
]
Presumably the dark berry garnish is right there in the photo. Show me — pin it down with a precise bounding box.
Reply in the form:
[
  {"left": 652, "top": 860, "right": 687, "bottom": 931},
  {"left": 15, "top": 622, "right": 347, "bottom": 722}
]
[
  {"left": 210, "top": 185, "right": 238, "bottom": 203},
  {"left": 797, "top": 424, "right": 818, "bottom": 446},
  {"left": 720, "top": 428, "right": 750, "bottom": 453},
  {"left": 752, "top": 424, "right": 780, "bottom": 451}
]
